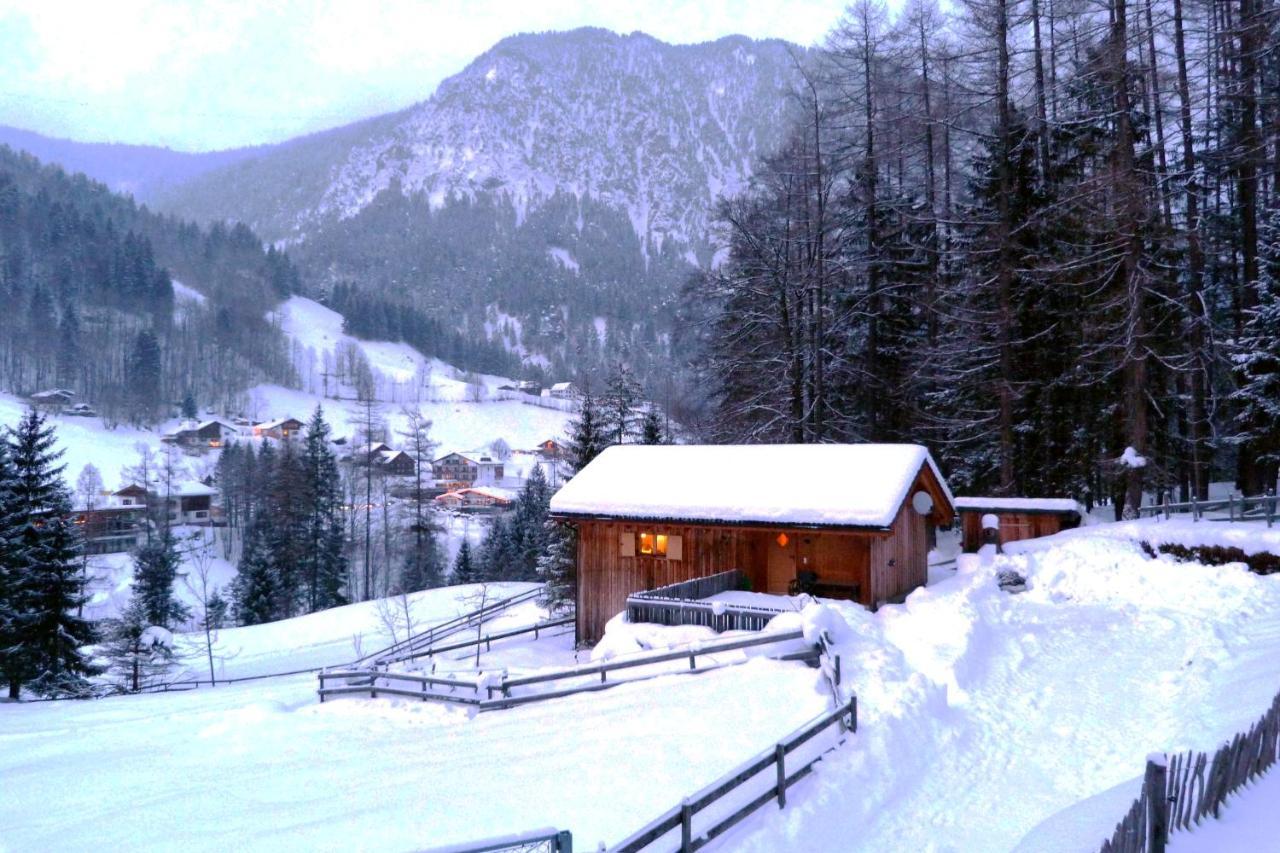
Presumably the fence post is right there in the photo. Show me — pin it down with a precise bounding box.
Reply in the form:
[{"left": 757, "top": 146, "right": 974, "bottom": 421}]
[
  {"left": 1146, "top": 755, "right": 1169, "bottom": 853},
  {"left": 834, "top": 655, "right": 842, "bottom": 686},
  {"left": 554, "top": 829, "right": 573, "bottom": 853},
  {"left": 1192, "top": 496, "right": 1199, "bottom": 521},
  {"left": 680, "top": 799, "right": 693, "bottom": 852},
  {"left": 317, "top": 672, "right": 325, "bottom": 703},
  {"left": 1267, "top": 489, "right": 1275, "bottom": 529},
  {"left": 776, "top": 743, "right": 787, "bottom": 808},
  {"left": 1229, "top": 494, "right": 1236, "bottom": 521}
]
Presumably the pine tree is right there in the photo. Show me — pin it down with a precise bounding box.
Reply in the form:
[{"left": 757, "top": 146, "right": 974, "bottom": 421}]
[
  {"left": 566, "top": 391, "right": 608, "bottom": 474},
  {"left": 7, "top": 409, "right": 99, "bottom": 697},
  {"left": 100, "top": 596, "right": 176, "bottom": 693},
  {"left": 536, "top": 520, "right": 577, "bottom": 615},
  {"left": 231, "top": 522, "right": 278, "bottom": 626},
  {"left": 0, "top": 436, "right": 29, "bottom": 699},
  {"left": 452, "top": 539, "right": 476, "bottom": 585},
  {"left": 180, "top": 391, "right": 198, "bottom": 420},
  {"left": 640, "top": 408, "right": 665, "bottom": 444},
  {"left": 126, "top": 329, "right": 162, "bottom": 425},
  {"left": 601, "top": 363, "right": 642, "bottom": 444},
  {"left": 1231, "top": 208, "right": 1280, "bottom": 488},
  {"left": 206, "top": 588, "right": 229, "bottom": 630},
  {"left": 131, "top": 536, "right": 190, "bottom": 629}
]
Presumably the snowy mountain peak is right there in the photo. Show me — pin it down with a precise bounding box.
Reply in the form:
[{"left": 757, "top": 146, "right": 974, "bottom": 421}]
[{"left": 287, "top": 28, "right": 800, "bottom": 248}]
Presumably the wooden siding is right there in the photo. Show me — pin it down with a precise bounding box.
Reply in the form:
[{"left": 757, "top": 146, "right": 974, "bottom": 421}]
[
  {"left": 958, "top": 510, "right": 1077, "bottom": 552},
  {"left": 568, "top": 460, "right": 955, "bottom": 644},
  {"left": 870, "top": 497, "right": 928, "bottom": 603}
]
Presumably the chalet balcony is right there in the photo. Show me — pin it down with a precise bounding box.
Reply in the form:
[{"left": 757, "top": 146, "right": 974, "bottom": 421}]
[{"left": 625, "top": 569, "right": 862, "bottom": 634}]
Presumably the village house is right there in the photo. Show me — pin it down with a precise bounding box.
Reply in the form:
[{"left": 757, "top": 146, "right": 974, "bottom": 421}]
[
  {"left": 549, "top": 443, "right": 956, "bottom": 645},
  {"left": 954, "top": 497, "right": 1084, "bottom": 552},
  {"left": 433, "top": 486, "right": 516, "bottom": 511},
  {"left": 28, "top": 388, "right": 75, "bottom": 411},
  {"left": 432, "top": 452, "right": 504, "bottom": 489},
  {"left": 72, "top": 489, "right": 149, "bottom": 555},
  {"left": 535, "top": 438, "right": 565, "bottom": 460},
  {"left": 162, "top": 419, "right": 239, "bottom": 449},
  {"left": 547, "top": 381, "right": 580, "bottom": 400},
  {"left": 252, "top": 417, "right": 305, "bottom": 440},
  {"left": 166, "top": 481, "right": 218, "bottom": 525},
  {"left": 375, "top": 450, "right": 416, "bottom": 477}
]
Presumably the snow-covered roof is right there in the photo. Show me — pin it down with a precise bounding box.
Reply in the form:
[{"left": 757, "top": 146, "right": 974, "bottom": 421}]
[
  {"left": 954, "top": 496, "right": 1084, "bottom": 515},
  {"left": 254, "top": 417, "right": 302, "bottom": 430},
  {"left": 171, "top": 481, "right": 217, "bottom": 497},
  {"left": 549, "top": 444, "right": 953, "bottom": 529},
  {"left": 550, "top": 382, "right": 575, "bottom": 391},
  {"left": 466, "top": 486, "right": 516, "bottom": 501}
]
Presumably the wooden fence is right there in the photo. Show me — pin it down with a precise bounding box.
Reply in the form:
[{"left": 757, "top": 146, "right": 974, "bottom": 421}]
[
  {"left": 1138, "top": 491, "right": 1277, "bottom": 527},
  {"left": 627, "top": 570, "right": 791, "bottom": 633},
  {"left": 365, "top": 587, "right": 547, "bottom": 666},
  {"left": 423, "top": 827, "right": 573, "bottom": 852},
  {"left": 1098, "top": 688, "right": 1280, "bottom": 852},
  {"left": 318, "top": 627, "right": 812, "bottom": 710},
  {"left": 611, "top": 695, "right": 857, "bottom": 852}
]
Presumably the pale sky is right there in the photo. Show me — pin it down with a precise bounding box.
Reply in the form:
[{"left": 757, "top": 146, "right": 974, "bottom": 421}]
[{"left": 0, "top": 0, "right": 851, "bottom": 152}]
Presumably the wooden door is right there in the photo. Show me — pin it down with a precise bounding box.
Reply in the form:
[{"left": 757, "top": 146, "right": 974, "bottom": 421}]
[{"left": 766, "top": 534, "right": 795, "bottom": 594}]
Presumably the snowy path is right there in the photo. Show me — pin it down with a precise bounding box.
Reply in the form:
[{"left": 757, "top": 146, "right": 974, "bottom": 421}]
[
  {"left": 724, "top": 536, "right": 1280, "bottom": 852},
  {"left": 0, "top": 658, "right": 831, "bottom": 851}
]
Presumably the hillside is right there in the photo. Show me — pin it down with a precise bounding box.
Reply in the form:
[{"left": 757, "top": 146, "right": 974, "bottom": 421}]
[{"left": 153, "top": 28, "right": 802, "bottom": 382}]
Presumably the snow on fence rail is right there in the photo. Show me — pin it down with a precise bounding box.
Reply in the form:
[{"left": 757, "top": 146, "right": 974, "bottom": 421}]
[
  {"left": 317, "top": 627, "right": 813, "bottom": 710},
  {"left": 1138, "top": 491, "right": 1277, "bottom": 527},
  {"left": 422, "top": 827, "right": 573, "bottom": 853},
  {"left": 627, "top": 570, "right": 790, "bottom": 633},
  {"left": 611, "top": 695, "right": 857, "bottom": 852},
  {"left": 1097, "top": 688, "right": 1280, "bottom": 853}
]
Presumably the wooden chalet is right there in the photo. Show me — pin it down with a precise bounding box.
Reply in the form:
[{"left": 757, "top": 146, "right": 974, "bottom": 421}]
[
  {"left": 549, "top": 444, "right": 955, "bottom": 645},
  {"left": 954, "top": 497, "right": 1084, "bottom": 552},
  {"left": 252, "top": 417, "right": 304, "bottom": 440},
  {"left": 536, "top": 438, "right": 565, "bottom": 460},
  {"left": 163, "top": 419, "right": 238, "bottom": 449},
  {"left": 433, "top": 486, "right": 516, "bottom": 511},
  {"left": 375, "top": 450, "right": 416, "bottom": 477}
]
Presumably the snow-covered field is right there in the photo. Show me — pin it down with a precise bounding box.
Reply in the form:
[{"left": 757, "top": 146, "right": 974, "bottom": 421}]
[{"left": 4, "top": 522, "right": 1280, "bottom": 851}]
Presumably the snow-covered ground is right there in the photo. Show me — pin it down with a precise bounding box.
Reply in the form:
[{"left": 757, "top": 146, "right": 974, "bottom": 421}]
[
  {"left": 5, "top": 522, "right": 1280, "bottom": 851},
  {"left": 0, "top": 655, "right": 827, "bottom": 851},
  {"left": 723, "top": 529, "right": 1280, "bottom": 852},
  {"left": 162, "top": 581, "right": 545, "bottom": 682}
]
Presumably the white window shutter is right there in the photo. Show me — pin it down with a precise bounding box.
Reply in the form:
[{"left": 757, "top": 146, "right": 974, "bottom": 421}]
[
  {"left": 667, "top": 535, "right": 683, "bottom": 561},
  {"left": 619, "top": 532, "right": 635, "bottom": 557}
]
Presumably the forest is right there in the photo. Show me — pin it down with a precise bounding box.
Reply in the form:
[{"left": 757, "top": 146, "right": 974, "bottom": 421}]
[
  {"left": 683, "top": 0, "right": 1280, "bottom": 515},
  {"left": 0, "top": 146, "right": 300, "bottom": 426}
]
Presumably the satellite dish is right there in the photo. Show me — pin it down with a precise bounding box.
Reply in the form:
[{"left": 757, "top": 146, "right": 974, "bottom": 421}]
[{"left": 911, "top": 491, "right": 934, "bottom": 515}]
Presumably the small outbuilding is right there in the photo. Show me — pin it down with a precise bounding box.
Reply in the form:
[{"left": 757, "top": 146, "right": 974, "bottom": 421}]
[
  {"left": 954, "top": 497, "right": 1084, "bottom": 552},
  {"left": 549, "top": 443, "right": 955, "bottom": 645}
]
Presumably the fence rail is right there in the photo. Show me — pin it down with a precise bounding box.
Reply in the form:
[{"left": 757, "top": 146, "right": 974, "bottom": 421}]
[
  {"left": 365, "top": 587, "right": 546, "bottom": 667},
  {"left": 1138, "top": 491, "right": 1277, "bottom": 527},
  {"left": 318, "top": 627, "right": 810, "bottom": 710},
  {"left": 422, "top": 827, "right": 573, "bottom": 853},
  {"left": 612, "top": 695, "right": 857, "bottom": 852},
  {"left": 627, "top": 570, "right": 791, "bottom": 633},
  {"left": 1098, "top": 688, "right": 1280, "bottom": 852}
]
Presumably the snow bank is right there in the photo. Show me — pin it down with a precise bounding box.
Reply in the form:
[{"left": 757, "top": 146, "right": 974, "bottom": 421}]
[{"left": 1007, "top": 516, "right": 1280, "bottom": 557}]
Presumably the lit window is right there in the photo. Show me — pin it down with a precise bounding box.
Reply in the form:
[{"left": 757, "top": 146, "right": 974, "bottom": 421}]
[{"left": 638, "top": 533, "right": 668, "bottom": 557}]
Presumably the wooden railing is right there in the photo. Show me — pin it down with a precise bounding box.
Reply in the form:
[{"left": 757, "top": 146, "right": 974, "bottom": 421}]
[
  {"left": 422, "top": 827, "right": 573, "bottom": 853},
  {"left": 627, "top": 570, "right": 790, "bottom": 633},
  {"left": 364, "top": 587, "right": 546, "bottom": 666},
  {"left": 1097, "top": 688, "right": 1280, "bottom": 852},
  {"left": 1138, "top": 491, "right": 1277, "bottom": 527},
  {"left": 612, "top": 695, "right": 857, "bottom": 852},
  {"left": 318, "top": 627, "right": 811, "bottom": 710}
]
